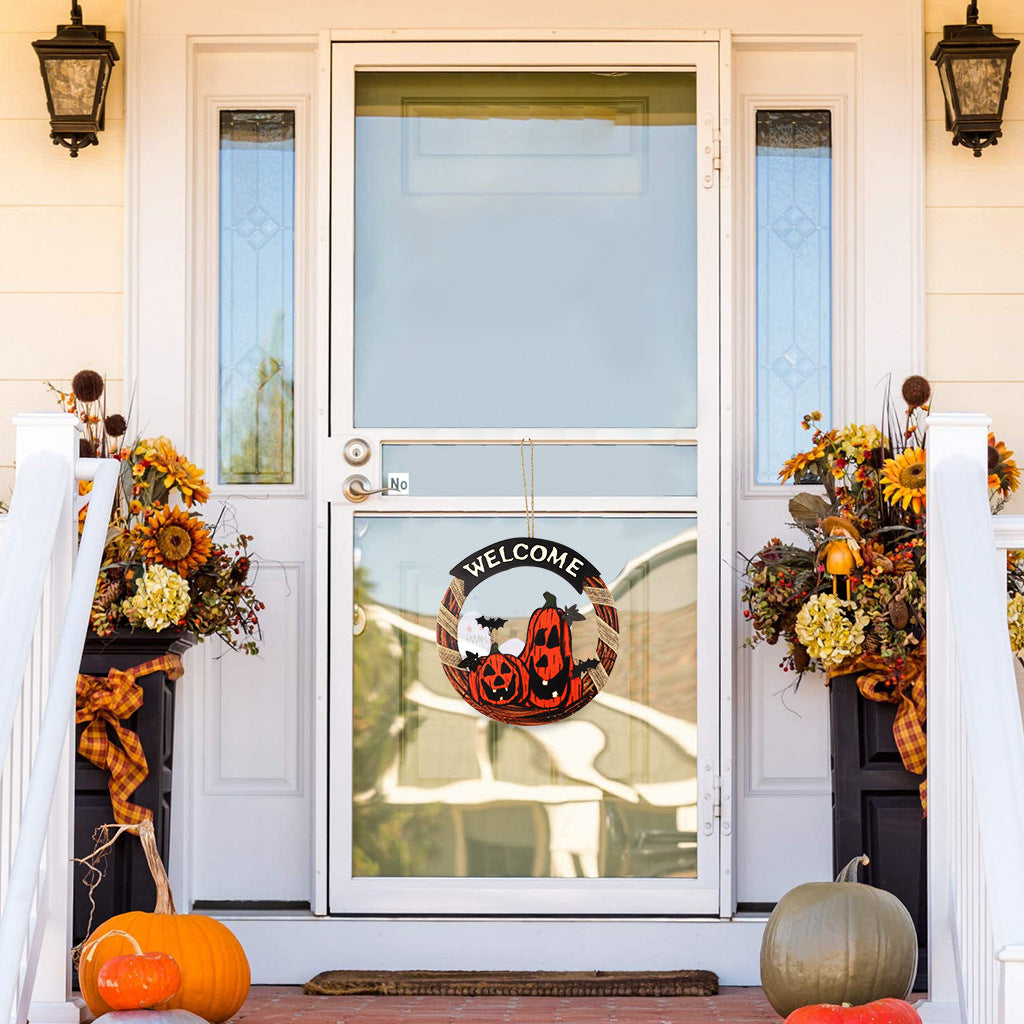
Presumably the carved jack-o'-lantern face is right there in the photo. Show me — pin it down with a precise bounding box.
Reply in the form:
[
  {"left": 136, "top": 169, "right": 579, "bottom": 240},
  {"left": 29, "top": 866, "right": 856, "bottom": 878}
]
[
  {"left": 469, "top": 645, "right": 529, "bottom": 705},
  {"left": 523, "top": 592, "right": 580, "bottom": 708}
]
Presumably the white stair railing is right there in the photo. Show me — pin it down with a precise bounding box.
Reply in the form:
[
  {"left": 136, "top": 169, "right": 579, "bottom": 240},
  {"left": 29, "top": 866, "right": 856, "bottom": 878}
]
[
  {"left": 923, "top": 413, "right": 1024, "bottom": 1024},
  {"left": 0, "top": 413, "right": 119, "bottom": 1024}
]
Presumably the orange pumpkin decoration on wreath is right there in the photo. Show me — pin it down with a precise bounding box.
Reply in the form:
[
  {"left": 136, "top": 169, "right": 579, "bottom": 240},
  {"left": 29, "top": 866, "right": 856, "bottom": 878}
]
[
  {"left": 522, "top": 592, "right": 584, "bottom": 710},
  {"left": 468, "top": 643, "right": 530, "bottom": 705},
  {"left": 79, "top": 821, "right": 250, "bottom": 1024}
]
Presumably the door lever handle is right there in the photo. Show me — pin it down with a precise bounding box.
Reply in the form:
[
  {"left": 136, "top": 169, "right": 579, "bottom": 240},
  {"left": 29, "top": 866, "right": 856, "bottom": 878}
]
[{"left": 343, "top": 474, "right": 389, "bottom": 503}]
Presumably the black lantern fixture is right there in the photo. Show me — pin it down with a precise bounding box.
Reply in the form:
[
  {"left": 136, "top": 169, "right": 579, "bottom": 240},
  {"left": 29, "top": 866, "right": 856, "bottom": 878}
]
[
  {"left": 931, "top": 2, "right": 1019, "bottom": 157},
  {"left": 32, "top": 2, "right": 119, "bottom": 158}
]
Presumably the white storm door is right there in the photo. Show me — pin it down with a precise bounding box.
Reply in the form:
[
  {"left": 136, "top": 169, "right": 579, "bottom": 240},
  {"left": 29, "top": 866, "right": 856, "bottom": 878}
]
[{"left": 327, "top": 41, "right": 724, "bottom": 915}]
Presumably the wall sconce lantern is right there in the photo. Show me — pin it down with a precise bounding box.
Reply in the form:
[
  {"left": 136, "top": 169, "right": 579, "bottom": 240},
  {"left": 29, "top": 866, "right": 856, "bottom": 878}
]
[
  {"left": 931, "top": 2, "right": 1019, "bottom": 157},
  {"left": 32, "top": 2, "right": 119, "bottom": 158}
]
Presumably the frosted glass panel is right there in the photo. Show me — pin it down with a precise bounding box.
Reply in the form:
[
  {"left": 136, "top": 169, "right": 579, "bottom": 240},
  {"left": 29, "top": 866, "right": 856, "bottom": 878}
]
[
  {"left": 381, "top": 444, "right": 697, "bottom": 497},
  {"left": 354, "top": 72, "right": 698, "bottom": 429},
  {"left": 218, "top": 110, "right": 295, "bottom": 485},
  {"left": 352, "top": 515, "right": 699, "bottom": 878},
  {"left": 755, "top": 110, "right": 832, "bottom": 485}
]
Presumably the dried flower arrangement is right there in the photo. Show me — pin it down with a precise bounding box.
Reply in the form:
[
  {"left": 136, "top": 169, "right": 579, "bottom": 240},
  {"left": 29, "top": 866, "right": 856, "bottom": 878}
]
[
  {"left": 52, "top": 371, "right": 263, "bottom": 654},
  {"left": 742, "top": 376, "right": 1021, "bottom": 685}
]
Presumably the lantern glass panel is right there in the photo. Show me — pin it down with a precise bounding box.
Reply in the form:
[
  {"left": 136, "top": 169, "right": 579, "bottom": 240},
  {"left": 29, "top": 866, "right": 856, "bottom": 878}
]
[
  {"left": 43, "top": 57, "right": 100, "bottom": 116},
  {"left": 939, "top": 61, "right": 958, "bottom": 122},
  {"left": 950, "top": 55, "right": 1008, "bottom": 115}
]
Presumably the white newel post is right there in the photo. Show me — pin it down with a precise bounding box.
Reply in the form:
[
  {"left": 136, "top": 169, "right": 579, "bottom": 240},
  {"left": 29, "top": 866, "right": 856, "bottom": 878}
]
[
  {"left": 13, "top": 414, "right": 88, "bottom": 1024},
  {"left": 918, "top": 412, "right": 990, "bottom": 1024}
]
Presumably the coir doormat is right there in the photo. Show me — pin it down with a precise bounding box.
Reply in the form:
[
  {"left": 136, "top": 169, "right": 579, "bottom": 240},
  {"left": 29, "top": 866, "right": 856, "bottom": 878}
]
[{"left": 303, "top": 969, "right": 719, "bottom": 997}]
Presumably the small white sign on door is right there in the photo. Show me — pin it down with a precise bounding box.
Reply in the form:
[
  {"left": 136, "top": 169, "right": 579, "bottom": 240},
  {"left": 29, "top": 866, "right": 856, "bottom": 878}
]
[{"left": 387, "top": 472, "right": 410, "bottom": 495}]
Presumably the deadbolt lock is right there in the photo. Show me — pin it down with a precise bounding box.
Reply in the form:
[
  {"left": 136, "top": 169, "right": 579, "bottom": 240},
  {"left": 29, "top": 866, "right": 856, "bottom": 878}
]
[{"left": 343, "top": 437, "right": 372, "bottom": 466}]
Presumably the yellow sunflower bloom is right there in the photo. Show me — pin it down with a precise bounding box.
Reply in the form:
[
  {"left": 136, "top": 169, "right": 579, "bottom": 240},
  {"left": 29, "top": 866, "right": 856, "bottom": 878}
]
[
  {"left": 989, "top": 433, "right": 1021, "bottom": 496},
  {"left": 135, "top": 504, "right": 212, "bottom": 575},
  {"left": 135, "top": 436, "right": 211, "bottom": 506},
  {"left": 881, "top": 448, "right": 927, "bottom": 514}
]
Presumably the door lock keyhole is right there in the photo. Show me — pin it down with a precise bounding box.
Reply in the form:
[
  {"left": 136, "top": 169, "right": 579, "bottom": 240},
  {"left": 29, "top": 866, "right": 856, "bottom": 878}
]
[{"left": 343, "top": 437, "right": 372, "bottom": 466}]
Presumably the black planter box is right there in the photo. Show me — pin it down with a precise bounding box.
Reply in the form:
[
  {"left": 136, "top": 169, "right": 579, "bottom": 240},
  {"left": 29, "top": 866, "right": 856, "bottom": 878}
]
[
  {"left": 830, "top": 671, "right": 927, "bottom": 991},
  {"left": 73, "top": 629, "right": 194, "bottom": 951}
]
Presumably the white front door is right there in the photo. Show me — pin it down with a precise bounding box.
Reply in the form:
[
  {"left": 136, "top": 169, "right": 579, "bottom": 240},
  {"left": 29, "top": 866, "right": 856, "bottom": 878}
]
[{"left": 326, "top": 40, "right": 726, "bottom": 916}]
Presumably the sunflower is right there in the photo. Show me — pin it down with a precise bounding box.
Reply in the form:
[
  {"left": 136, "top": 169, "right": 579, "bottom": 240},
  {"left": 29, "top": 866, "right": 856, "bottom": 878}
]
[
  {"left": 881, "top": 448, "right": 927, "bottom": 514},
  {"left": 988, "top": 433, "right": 1020, "bottom": 496},
  {"left": 134, "top": 436, "right": 211, "bottom": 506},
  {"left": 136, "top": 504, "right": 212, "bottom": 575}
]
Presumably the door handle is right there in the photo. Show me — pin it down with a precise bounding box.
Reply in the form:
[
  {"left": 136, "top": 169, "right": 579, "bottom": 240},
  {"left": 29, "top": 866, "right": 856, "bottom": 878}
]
[{"left": 342, "top": 474, "right": 389, "bottom": 503}]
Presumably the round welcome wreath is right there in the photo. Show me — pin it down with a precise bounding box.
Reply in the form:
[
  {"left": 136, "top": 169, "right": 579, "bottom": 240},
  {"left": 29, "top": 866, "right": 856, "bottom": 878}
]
[{"left": 436, "top": 536, "right": 620, "bottom": 725}]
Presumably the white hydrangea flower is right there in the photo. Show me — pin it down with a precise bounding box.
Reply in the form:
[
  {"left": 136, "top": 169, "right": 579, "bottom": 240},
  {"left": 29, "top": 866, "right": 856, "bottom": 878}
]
[
  {"left": 795, "top": 592, "right": 870, "bottom": 670},
  {"left": 122, "top": 563, "right": 191, "bottom": 632}
]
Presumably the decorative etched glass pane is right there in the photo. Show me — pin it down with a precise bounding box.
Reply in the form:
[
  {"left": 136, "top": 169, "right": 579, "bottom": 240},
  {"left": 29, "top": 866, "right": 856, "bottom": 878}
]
[
  {"left": 755, "top": 110, "right": 832, "bottom": 485},
  {"left": 354, "top": 72, "right": 698, "bottom": 429},
  {"left": 218, "top": 110, "right": 295, "bottom": 485}
]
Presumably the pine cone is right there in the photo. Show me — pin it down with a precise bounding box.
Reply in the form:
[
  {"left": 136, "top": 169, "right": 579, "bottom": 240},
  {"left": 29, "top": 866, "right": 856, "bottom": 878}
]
[{"left": 95, "top": 577, "right": 125, "bottom": 610}]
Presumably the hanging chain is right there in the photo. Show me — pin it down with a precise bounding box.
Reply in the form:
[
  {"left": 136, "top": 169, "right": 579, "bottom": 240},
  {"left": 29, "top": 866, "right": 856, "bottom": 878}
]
[{"left": 520, "top": 438, "right": 535, "bottom": 539}]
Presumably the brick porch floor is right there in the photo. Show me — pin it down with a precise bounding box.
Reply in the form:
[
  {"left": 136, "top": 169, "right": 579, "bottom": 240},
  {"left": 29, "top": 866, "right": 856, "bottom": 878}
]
[{"left": 228, "top": 985, "right": 782, "bottom": 1023}]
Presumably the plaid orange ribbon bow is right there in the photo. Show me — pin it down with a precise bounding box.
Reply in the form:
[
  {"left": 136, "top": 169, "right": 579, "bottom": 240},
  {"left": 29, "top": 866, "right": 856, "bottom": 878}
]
[
  {"left": 829, "top": 648, "right": 927, "bottom": 811},
  {"left": 76, "top": 655, "right": 183, "bottom": 826}
]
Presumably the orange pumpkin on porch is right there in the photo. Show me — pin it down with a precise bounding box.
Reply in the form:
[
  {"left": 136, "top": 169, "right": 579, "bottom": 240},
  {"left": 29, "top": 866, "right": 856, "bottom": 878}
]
[
  {"left": 94, "top": 931, "right": 181, "bottom": 1010},
  {"left": 785, "top": 998, "right": 922, "bottom": 1023},
  {"left": 79, "top": 822, "right": 250, "bottom": 1023}
]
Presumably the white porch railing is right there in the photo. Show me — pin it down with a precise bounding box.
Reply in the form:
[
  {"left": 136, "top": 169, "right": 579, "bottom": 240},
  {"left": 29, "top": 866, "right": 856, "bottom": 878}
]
[
  {"left": 0, "top": 414, "right": 118, "bottom": 1024},
  {"left": 923, "top": 413, "right": 1024, "bottom": 1024}
]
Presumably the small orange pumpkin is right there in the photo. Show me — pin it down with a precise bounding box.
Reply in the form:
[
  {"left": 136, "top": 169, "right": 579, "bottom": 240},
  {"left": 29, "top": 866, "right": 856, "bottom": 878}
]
[
  {"left": 469, "top": 643, "right": 529, "bottom": 705},
  {"left": 92, "top": 930, "right": 181, "bottom": 1010},
  {"left": 79, "top": 821, "right": 250, "bottom": 1023},
  {"left": 785, "top": 998, "right": 922, "bottom": 1023}
]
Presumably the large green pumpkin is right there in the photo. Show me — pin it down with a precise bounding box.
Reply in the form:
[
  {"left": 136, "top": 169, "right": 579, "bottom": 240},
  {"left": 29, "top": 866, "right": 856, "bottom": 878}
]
[{"left": 760, "top": 855, "right": 918, "bottom": 1017}]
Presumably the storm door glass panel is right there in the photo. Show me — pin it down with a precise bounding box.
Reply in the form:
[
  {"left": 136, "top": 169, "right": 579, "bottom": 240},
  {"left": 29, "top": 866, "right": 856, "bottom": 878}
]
[
  {"left": 353, "top": 516, "right": 699, "bottom": 879},
  {"left": 381, "top": 444, "right": 698, "bottom": 497},
  {"left": 353, "top": 72, "right": 698, "bottom": 429},
  {"left": 754, "top": 110, "right": 832, "bottom": 484},
  {"left": 218, "top": 110, "right": 296, "bottom": 485}
]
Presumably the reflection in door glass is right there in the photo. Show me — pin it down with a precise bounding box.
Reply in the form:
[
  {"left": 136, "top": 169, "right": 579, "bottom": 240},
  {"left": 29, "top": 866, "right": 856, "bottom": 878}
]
[
  {"left": 353, "top": 72, "right": 698, "bottom": 429},
  {"left": 352, "top": 516, "right": 698, "bottom": 879}
]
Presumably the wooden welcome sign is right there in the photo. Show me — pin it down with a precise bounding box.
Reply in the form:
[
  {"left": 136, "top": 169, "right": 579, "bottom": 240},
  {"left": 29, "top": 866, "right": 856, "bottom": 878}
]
[{"left": 436, "top": 537, "right": 620, "bottom": 725}]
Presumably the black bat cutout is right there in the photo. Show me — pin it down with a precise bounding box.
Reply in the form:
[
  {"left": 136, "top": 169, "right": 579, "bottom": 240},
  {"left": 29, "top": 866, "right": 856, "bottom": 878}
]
[
  {"left": 459, "top": 652, "right": 484, "bottom": 671},
  {"left": 476, "top": 615, "right": 508, "bottom": 631},
  {"left": 575, "top": 657, "right": 601, "bottom": 673},
  {"left": 562, "top": 604, "right": 586, "bottom": 624}
]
